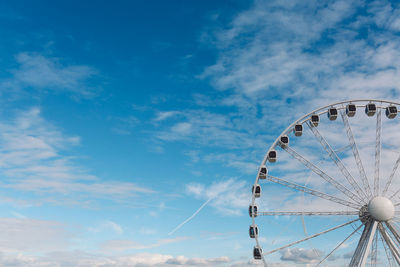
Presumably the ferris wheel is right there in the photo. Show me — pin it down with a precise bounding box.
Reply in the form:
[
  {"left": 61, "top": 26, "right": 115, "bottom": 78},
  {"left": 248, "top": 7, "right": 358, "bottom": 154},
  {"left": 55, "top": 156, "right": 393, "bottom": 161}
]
[{"left": 250, "top": 100, "right": 400, "bottom": 266}]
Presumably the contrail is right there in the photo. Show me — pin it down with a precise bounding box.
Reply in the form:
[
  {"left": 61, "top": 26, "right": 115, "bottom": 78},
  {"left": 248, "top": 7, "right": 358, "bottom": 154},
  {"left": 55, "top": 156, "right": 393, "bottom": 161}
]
[{"left": 168, "top": 197, "right": 213, "bottom": 236}]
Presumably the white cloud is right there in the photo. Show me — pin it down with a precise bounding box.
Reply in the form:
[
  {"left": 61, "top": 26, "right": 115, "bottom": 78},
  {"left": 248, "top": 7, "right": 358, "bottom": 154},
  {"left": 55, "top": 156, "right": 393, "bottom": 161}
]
[
  {"left": 89, "top": 220, "right": 124, "bottom": 235},
  {"left": 186, "top": 179, "right": 249, "bottom": 216},
  {"left": 154, "top": 111, "right": 181, "bottom": 122},
  {"left": 0, "top": 251, "right": 281, "bottom": 267},
  {"left": 280, "top": 248, "right": 323, "bottom": 264},
  {"left": 0, "top": 218, "right": 70, "bottom": 253},
  {"left": 0, "top": 108, "right": 152, "bottom": 204},
  {"left": 100, "top": 236, "right": 190, "bottom": 252},
  {"left": 3, "top": 52, "right": 98, "bottom": 97}
]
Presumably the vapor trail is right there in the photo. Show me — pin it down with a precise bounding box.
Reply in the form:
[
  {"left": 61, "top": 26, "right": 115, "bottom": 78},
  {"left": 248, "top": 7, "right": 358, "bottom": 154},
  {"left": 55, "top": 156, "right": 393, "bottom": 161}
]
[{"left": 168, "top": 198, "right": 213, "bottom": 236}]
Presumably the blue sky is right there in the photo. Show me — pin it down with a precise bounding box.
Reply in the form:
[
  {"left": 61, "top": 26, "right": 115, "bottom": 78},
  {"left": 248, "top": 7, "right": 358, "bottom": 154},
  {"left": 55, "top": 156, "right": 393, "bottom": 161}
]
[{"left": 1, "top": 0, "right": 400, "bottom": 266}]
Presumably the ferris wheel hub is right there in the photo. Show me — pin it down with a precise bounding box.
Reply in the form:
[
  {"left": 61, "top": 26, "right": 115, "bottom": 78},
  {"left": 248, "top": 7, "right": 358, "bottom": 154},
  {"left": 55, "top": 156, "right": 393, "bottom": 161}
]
[{"left": 368, "top": 196, "right": 395, "bottom": 221}]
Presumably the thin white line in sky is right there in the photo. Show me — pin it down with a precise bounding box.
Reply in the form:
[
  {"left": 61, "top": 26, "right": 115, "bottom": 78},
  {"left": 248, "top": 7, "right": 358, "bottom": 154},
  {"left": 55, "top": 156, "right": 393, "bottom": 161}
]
[{"left": 168, "top": 198, "right": 213, "bottom": 236}]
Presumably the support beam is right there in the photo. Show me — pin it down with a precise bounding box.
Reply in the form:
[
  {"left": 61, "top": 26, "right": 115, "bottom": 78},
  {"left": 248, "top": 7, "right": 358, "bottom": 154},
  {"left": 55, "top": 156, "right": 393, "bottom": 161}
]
[
  {"left": 341, "top": 110, "right": 373, "bottom": 199},
  {"left": 374, "top": 109, "right": 381, "bottom": 196},
  {"left": 264, "top": 218, "right": 359, "bottom": 256},
  {"left": 266, "top": 175, "right": 360, "bottom": 209},
  {"left": 383, "top": 153, "right": 400, "bottom": 196},
  {"left": 282, "top": 145, "right": 363, "bottom": 204},
  {"left": 307, "top": 121, "right": 367, "bottom": 201},
  {"left": 350, "top": 221, "right": 375, "bottom": 267},
  {"left": 378, "top": 223, "right": 400, "bottom": 265},
  {"left": 258, "top": 211, "right": 359, "bottom": 216}
]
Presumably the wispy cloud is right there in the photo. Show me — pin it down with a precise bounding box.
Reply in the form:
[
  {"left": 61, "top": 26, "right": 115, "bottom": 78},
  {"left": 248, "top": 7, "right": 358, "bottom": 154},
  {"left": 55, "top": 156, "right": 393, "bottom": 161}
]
[
  {"left": 0, "top": 108, "right": 152, "bottom": 204},
  {"left": 187, "top": 178, "right": 249, "bottom": 216},
  {"left": 2, "top": 52, "right": 99, "bottom": 97},
  {"left": 100, "top": 236, "right": 190, "bottom": 251},
  {"left": 0, "top": 217, "right": 69, "bottom": 253}
]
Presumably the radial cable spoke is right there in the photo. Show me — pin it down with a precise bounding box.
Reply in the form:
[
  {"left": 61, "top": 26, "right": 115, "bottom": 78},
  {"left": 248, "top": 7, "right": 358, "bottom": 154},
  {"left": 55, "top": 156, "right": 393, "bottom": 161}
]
[
  {"left": 340, "top": 110, "right": 373, "bottom": 198},
  {"left": 380, "top": 233, "right": 396, "bottom": 267},
  {"left": 385, "top": 222, "right": 400, "bottom": 245},
  {"left": 316, "top": 223, "right": 363, "bottom": 266},
  {"left": 265, "top": 175, "right": 360, "bottom": 209},
  {"left": 378, "top": 223, "right": 400, "bottom": 265},
  {"left": 258, "top": 211, "right": 359, "bottom": 216},
  {"left": 374, "top": 109, "right": 382, "bottom": 196},
  {"left": 282, "top": 145, "right": 363, "bottom": 204},
  {"left": 384, "top": 153, "right": 400, "bottom": 196},
  {"left": 263, "top": 218, "right": 360, "bottom": 256},
  {"left": 307, "top": 121, "right": 367, "bottom": 201}
]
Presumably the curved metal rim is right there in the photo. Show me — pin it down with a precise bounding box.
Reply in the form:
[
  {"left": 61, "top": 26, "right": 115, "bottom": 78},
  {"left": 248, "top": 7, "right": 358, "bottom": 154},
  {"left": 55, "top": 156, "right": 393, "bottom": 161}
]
[{"left": 250, "top": 99, "right": 400, "bottom": 265}]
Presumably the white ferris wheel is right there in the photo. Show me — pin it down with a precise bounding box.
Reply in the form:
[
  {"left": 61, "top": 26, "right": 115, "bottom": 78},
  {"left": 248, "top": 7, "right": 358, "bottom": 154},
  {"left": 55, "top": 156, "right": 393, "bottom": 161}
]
[{"left": 250, "top": 100, "right": 400, "bottom": 266}]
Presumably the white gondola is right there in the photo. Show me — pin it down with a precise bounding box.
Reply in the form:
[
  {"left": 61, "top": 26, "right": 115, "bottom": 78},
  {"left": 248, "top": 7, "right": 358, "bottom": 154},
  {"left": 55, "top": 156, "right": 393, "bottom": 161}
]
[
  {"left": 268, "top": 150, "right": 276, "bottom": 163},
  {"left": 311, "top": 114, "right": 319, "bottom": 127},
  {"left": 253, "top": 246, "right": 262, "bottom": 260},
  {"left": 252, "top": 184, "right": 261, "bottom": 198},
  {"left": 346, "top": 103, "right": 356, "bottom": 117},
  {"left": 249, "top": 205, "right": 258, "bottom": 218},
  {"left": 258, "top": 165, "right": 267, "bottom": 179},
  {"left": 279, "top": 135, "right": 289, "bottom": 147},
  {"left": 386, "top": 106, "right": 398, "bottom": 119},
  {"left": 328, "top": 108, "right": 338, "bottom": 120},
  {"left": 365, "top": 103, "right": 376, "bottom": 116},
  {"left": 293, "top": 124, "right": 303, "bottom": 136},
  {"left": 249, "top": 225, "right": 259, "bottom": 238}
]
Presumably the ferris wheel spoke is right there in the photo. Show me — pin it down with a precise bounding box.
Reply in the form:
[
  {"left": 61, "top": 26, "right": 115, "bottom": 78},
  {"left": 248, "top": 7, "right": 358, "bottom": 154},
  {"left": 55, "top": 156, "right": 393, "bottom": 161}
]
[
  {"left": 282, "top": 145, "right": 363, "bottom": 204},
  {"left": 378, "top": 223, "right": 400, "bottom": 265},
  {"left": 340, "top": 110, "right": 373, "bottom": 199},
  {"left": 306, "top": 121, "right": 367, "bottom": 201},
  {"left": 374, "top": 109, "right": 382, "bottom": 197},
  {"left": 257, "top": 211, "right": 359, "bottom": 216},
  {"left": 316, "top": 223, "right": 363, "bottom": 266},
  {"left": 380, "top": 232, "right": 397, "bottom": 267},
  {"left": 385, "top": 222, "right": 400, "bottom": 245},
  {"left": 384, "top": 153, "right": 400, "bottom": 197},
  {"left": 265, "top": 175, "right": 360, "bottom": 209},
  {"left": 263, "top": 218, "right": 360, "bottom": 256}
]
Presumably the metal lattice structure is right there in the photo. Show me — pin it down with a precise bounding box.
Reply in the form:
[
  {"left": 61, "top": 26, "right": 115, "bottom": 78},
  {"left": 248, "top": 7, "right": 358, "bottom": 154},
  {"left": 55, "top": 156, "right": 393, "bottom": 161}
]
[{"left": 250, "top": 100, "right": 400, "bottom": 266}]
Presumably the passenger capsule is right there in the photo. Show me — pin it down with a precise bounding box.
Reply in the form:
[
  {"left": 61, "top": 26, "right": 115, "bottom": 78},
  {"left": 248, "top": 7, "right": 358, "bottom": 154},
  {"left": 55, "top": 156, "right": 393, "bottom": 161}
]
[
  {"left": 386, "top": 106, "right": 397, "bottom": 119},
  {"left": 249, "top": 205, "right": 258, "bottom": 218},
  {"left": 279, "top": 135, "right": 289, "bottom": 147},
  {"left": 328, "top": 108, "right": 338, "bottom": 121},
  {"left": 293, "top": 124, "right": 303, "bottom": 136},
  {"left": 311, "top": 115, "right": 319, "bottom": 127},
  {"left": 249, "top": 225, "right": 259, "bottom": 238},
  {"left": 365, "top": 103, "right": 376, "bottom": 117},
  {"left": 268, "top": 150, "right": 276, "bottom": 163},
  {"left": 258, "top": 165, "right": 267, "bottom": 179},
  {"left": 346, "top": 104, "right": 356, "bottom": 117},
  {"left": 253, "top": 246, "right": 262, "bottom": 260},
  {"left": 252, "top": 184, "right": 261, "bottom": 198}
]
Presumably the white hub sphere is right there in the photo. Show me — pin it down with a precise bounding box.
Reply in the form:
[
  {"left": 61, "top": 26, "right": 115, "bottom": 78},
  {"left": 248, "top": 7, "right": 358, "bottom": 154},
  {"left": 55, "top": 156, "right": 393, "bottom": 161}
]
[{"left": 368, "top": 197, "right": 395, "bottom": 221}]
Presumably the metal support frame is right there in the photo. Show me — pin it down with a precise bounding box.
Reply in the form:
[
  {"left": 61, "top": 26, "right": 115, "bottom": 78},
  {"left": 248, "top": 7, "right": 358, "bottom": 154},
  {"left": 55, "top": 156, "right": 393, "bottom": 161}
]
[
  {"left": 263, "top": 218, "right": 359, "bottom": 256},
  {"left": 307, "top": 121, "right": 367, "bottom": 201},
  {"left": 257, "top": 211, "right": 358, "bottom": 216},
  {"left": 374, "top": 109, "right": 381, "bottom": 196},
  {"left": 265, "top": 175, "right": 359, "bottom": 209},
  {"left": 282, "top": 145, "right": 363, "bottom": 204},
  {"left": 379, "top": 223, "right": 400, "bottom": 265},
  {"left": 341, "top": 110, "right": 373, "bottom": 199},
  {"left": 384, "top": 153, "right": 400, "bottom": 196}
]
